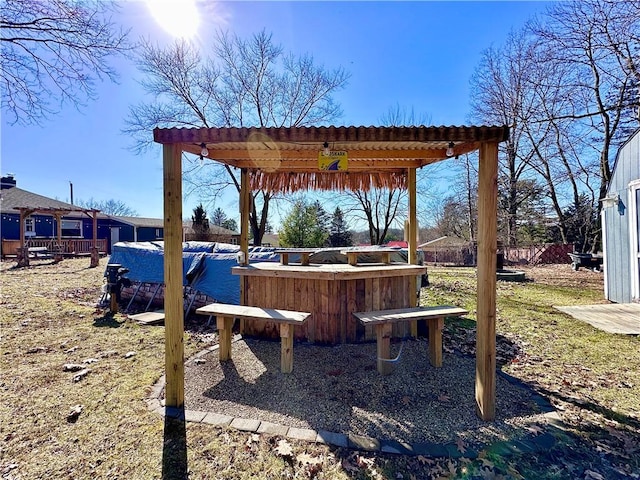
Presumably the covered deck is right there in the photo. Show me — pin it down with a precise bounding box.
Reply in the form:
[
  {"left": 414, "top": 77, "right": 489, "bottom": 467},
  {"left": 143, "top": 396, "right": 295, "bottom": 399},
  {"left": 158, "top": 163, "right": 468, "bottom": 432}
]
[
  {"left": 153, "top": 125, "right": 508, "bottom": 420},
  {"left": 11, "top": 206, "right": 103, "bottom": 267}
]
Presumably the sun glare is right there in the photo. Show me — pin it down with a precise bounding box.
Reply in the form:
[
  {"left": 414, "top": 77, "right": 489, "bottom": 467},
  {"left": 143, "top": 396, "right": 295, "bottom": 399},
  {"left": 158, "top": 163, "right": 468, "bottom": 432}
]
[{"left": 145, "top": 0, "right": 201, "bottom": 39}]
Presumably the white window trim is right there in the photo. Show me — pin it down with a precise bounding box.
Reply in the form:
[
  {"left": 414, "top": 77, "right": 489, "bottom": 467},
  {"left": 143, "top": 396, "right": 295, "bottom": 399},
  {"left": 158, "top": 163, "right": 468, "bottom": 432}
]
[{"left": 629, "top": 179, "right": 640, "bottom": 302}]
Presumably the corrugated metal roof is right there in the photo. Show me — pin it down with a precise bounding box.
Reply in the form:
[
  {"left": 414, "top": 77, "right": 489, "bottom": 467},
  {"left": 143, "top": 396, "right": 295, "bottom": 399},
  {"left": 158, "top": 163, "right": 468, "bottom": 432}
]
[{"left": 153, "top": 125, "right": 509, "bottom": 192}]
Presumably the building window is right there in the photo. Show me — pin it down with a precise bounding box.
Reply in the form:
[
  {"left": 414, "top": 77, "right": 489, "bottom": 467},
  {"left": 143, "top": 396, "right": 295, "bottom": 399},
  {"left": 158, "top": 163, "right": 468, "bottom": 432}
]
[
  {"left": 231, "top": 238, "right": 238, "bottom": 245},
  {"left": 61, "top": 219, "right": 82, "bottom": 237},
  {"left": 25, "top": 217, "right": 35, "bottom": 237}
]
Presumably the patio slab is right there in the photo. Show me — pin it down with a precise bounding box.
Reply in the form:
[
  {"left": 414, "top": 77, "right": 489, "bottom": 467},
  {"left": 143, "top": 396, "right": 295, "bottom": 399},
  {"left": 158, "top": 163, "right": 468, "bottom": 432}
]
[{"left": 554, "top": 303, "right": 640, "bottom": 334}]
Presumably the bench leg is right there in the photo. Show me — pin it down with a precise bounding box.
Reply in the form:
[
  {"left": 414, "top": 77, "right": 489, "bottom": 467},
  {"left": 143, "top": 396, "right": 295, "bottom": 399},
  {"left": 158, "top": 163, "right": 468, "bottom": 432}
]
[
  {"left": 427, "top": 317, "right": 444, "bottom": 367},
  {"left": 376, "top": 323, "right": 393, "bottom": 375},
  {"left": 217, "top": 316, "right": 233, "bottom": 361},
  {"left": 280, "top": 323, "right": 294, "bottom": 373}
]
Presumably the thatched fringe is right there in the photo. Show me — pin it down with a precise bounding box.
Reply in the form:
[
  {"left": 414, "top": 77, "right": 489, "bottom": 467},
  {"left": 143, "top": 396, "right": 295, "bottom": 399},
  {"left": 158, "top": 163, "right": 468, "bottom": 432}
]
[{"left": 249, "top": 171, "right": 408, "bottom": 193}]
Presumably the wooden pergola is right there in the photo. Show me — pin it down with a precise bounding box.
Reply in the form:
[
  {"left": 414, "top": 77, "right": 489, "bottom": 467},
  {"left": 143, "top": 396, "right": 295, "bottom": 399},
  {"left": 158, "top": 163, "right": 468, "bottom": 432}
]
[
  {"left": 153, "top": 125, "right": 508, "bottom": 421},
  {"left": 16, "top": 206, "right": 101, "bottom": 268}
]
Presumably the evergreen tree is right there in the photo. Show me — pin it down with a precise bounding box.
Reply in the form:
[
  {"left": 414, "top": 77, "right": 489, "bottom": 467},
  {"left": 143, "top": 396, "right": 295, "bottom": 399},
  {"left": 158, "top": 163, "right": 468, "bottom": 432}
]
[
  {"left": 329, "top": 207, "right": 353, "bottom": 247},
  {"left": 210, "top": 207, "right": 227, "bottom": 226},
  {"left": 309, "top": 200, "right": 330, "bottom": 247},
  {"left": 191, "top": 204, "right": 210, "bottom": 241},
  {"left": 221, "top": 219, "right": 238, "bottom": 232},
  {"left": 279, "top": 199, "right": 329, "bottom": 247}
]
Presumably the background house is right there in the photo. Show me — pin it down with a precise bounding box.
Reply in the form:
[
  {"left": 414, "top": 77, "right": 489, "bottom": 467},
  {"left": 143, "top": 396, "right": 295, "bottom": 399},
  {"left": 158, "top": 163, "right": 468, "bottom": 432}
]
[
  {"left": 602, "top": 129, "right": 640, "bottom": 303},
  {"left": 182, "top": 221, "right": 240, "bottom": 244},
  {"left": 0, "top": 175, "right": 163, "bottom": 256},
  {"left": 419, "top": 236, "right": 475, "bottom": 265},
  {"left": 105, "top": 216, "right": 164, "bottom": 248}
]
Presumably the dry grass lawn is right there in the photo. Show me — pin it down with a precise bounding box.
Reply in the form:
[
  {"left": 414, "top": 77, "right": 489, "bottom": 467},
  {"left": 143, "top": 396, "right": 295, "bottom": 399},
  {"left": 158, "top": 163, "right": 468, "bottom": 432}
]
[{"left": 0, "top": 258, "right": 638, "bottom": 479}]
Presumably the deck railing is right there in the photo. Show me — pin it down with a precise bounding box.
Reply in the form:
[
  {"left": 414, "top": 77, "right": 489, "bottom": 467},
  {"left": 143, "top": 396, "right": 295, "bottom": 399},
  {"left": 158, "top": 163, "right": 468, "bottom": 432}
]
[{"left": 1, "top": 238, "right": 108, "bottom": 257}]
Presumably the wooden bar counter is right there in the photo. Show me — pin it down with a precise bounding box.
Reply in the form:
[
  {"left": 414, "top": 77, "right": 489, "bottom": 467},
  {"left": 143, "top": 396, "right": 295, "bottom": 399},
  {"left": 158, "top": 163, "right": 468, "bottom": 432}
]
[{"left": 232, "top": 262, "right": 427, "bottom": 344}]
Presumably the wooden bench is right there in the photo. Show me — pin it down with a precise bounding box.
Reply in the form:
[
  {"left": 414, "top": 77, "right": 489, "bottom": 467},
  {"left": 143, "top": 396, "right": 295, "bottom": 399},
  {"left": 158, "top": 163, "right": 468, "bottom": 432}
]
[
  {"left": 28, "top": 246, "right": 49, "bottom": 258},
  {"left": 274, "top": 248, "right": 318, "bottom": 266},
  {"left": 340, "top": 247, "right": 398, "bottom": 266},
  {"left": 195, "top": 303, "right": 311, "bottom": 373},
  {"left": 353, "top": 306, "right": 468, "bottom": 375}
]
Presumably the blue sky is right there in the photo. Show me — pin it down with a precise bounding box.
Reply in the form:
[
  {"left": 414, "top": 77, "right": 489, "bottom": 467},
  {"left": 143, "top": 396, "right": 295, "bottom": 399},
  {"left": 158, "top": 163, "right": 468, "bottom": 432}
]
[{"left": 1, "top": 1, "right": 549, "bottom": 225}]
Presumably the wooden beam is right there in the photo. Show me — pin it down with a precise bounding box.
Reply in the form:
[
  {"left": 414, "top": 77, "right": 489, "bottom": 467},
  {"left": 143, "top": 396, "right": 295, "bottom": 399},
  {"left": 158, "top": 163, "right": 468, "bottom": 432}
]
[
  {"left": 90, "top": 211, "right": 99, "bottom": 268},
  {"left": 239, "top": 168, "right": 250, "bottom": 335},
  {"left": 183, "top": 146, "right": 453, "bottom": 162},
  {"left": 476, "top": 141, "right": 498, "bottom": 421},
  {"left": 17, "top": 210, "right": 32, "bottom": 267},
  {"left": 408, "top": 167, "right": 417, "bottom": 266},
  {"left": 376, "top": 323, "right": 393, "bottom": 375},
  {"left": 54, "top": 213, "right": 63, "bottom": 262},
  {"left": 216, "top": 316, "right": 233, "bottom": 361},
  {"left": 408, "top": 168, "right": 418, "bottom": 335},
  {"left": 163, "top": 143, "right": 185, "bottom": 408}
]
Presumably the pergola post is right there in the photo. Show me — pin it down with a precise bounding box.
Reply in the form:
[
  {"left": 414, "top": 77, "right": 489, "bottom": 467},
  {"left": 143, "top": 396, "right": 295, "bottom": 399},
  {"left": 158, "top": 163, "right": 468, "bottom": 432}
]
[
  {"left": 90, "top": 210, "right": 99, "bottom": 268},
  {"left": 238, "top": 169, "right": 250, "bottom": 334},
  {"left": 239, "top": 169, "right": 250, "bottom": 266},
  {"left": 408, "top": 168, "right": 419, "bottom": 337},
  {"left": 476, "top": 141, "right": 498, "bottom": 421},
  {"left": 163, "top": 143, "right": 185, "bottom": 408},
  {"left": 17, "top": 209, "right": 32, "bottom": 267},
  {"left": 54, "top": 213, "right": 63, "bottom": 262}
]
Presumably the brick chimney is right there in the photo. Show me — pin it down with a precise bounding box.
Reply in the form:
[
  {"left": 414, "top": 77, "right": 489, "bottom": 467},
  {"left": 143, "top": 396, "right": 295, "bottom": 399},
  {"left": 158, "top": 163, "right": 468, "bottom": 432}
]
[{"left": 1, "top": 174, "right": 16, "bottom": 189}]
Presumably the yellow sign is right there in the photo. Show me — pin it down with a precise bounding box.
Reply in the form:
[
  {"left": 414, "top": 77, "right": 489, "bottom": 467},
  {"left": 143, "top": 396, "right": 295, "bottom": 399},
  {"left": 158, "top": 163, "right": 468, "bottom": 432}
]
[{"left": 318, "top": 151, "right": 348, "bottom": 171}]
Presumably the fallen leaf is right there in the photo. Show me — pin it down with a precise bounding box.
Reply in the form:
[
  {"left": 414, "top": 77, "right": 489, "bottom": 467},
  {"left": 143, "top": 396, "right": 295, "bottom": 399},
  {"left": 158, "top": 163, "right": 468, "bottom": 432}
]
[
  {"left": 26, "top": 346, "right": 47, "bottom": 354},
  {"left": 341, "top": 458, "right": 359, "bottom": 473},
  {"left": 456, "top": 437, "right": 467, "bottom": 454},
  {"left": 72, "top": 368, "right": 90, "bottom": 382},
  {"left": 479, "top": 456, "right": 494, "bottom": 469},
  {"left": 63, "top": 363, "right": 85, "bottom": 372},
  {"left": 438, "top": 394, "right": 450, "bottom": 403},
  {"left": 274, "top": 439, "right": 293, "bottom": 458},
  {"left": 526, "top": 424, "right": 544, "bottom": 435},
  {"left": 245, "top": 433, "right": 259, "bottom": 448},
  {"left": 402, "top": 396, "right": 411, "bottom": 405},
  {"left": 326, "top": 368, "right": 343, "bottom": 376},
  {"left": 584, "top": 470, "right": 605, "bottom": 480},
  {"left": 297, "top": 452, "right": 322, "bottom": 466},
  {"left": 67, "top": 404, "right": 83, "bottom": 422},
  {"left": 357, "top": 455, "right": 375, "bottom": 468}
]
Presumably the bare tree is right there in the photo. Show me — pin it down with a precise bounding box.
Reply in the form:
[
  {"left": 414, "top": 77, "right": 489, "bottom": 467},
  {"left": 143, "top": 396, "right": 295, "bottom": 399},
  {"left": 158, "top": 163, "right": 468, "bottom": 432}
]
[
  {"left": 1, "top": 0, "right": 129, "bottom": 125},
  {"left": 530, "top": 0, "right": 639, "bottom": 249},
  {"left": 379, "top": 103, "right": 432, "bottom": 127},
  {"left": 600, "top": 0, "right": 640, "bottom": 123},
  {"left": 342, "top": 189, "right": 405, "bottom": 245},
  {"left": 435, "top": 195, "right": 470, "bottom": 240},
  {"left": 470, "top": 30, "right": 539, "bottom": 247},
  {"left": 77, "top": 198, "right": 138, "bottom": 216},
  {"left": 125, "top": 31, "right": 349, "bottom": 245}
]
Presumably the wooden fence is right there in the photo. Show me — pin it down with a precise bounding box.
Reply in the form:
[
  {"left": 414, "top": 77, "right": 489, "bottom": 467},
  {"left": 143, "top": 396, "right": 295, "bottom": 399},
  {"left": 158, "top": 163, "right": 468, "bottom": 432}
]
[{"left": 422, "top": 242, "right": 575, "bottom": 266}]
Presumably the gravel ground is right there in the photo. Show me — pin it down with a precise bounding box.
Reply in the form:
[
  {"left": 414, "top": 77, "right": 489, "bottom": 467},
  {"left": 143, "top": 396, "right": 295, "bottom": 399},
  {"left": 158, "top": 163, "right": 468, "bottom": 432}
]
[{"left": 183, "top": 336, "right": 552, "bottom": 447}]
